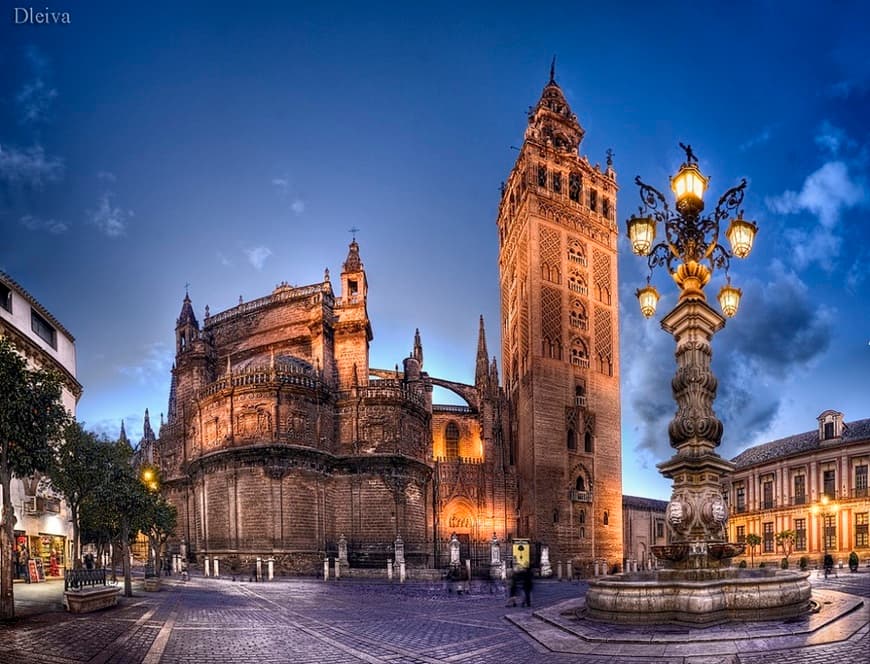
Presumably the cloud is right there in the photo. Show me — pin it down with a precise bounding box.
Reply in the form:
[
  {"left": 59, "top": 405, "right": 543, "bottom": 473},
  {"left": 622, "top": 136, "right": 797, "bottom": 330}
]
[
  {"left": 118, "top": 341, "right": 173, "bottom": 388},
  {"left": 0, "top": 143, "right": 64, "bottom": 187},
  {"left": 739, "top": 128, "right": 772, "bottom": 152},
  {"left": 88, "top": 192, "right": 133, "bottom": 237},
  {"left": 16, "top": 46, "right": 57, "bottom": 124},
  {"left": 622, "top": 262, "right": 832, "bottom": 461},
  {"left": 217, "top": 251, "right": 233, "bottom": 267},
  {"left": 97, "top": 170, "right": 117, "bottom": 183},
  {"left": 245, "top": 246, "right": 272, "bottom": 270},
  {"left": 271, "top": 177, "right": 289, "bottom": 192},
  {"left": 20, "top": 214, "right": 68, "bottom": 234},
  {"left": 766, "top": 160, "right": 866, "bottom": 269},
  {"left": 291, "top": 198, "right": 305, "bottom": 215}
]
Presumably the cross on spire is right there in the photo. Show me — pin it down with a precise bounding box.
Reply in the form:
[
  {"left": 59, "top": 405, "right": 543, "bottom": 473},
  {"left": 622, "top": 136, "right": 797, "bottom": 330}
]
[
  {"left": 549, "top": 55, "right": 556, "bottom": 83},
  {"left": 348, "top": 226, "right": 360, "bottom": 241}
]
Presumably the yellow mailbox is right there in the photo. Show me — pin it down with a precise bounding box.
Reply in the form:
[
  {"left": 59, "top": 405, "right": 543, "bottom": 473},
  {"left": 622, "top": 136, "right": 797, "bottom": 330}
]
[{"left": 512, "top": 538, "right": 531, "bottom": 569}]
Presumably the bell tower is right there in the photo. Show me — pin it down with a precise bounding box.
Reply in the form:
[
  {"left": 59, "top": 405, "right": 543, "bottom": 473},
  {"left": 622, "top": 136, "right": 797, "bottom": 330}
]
[{"left": 497, "top": 64, "right": 623, "bottom": 567}]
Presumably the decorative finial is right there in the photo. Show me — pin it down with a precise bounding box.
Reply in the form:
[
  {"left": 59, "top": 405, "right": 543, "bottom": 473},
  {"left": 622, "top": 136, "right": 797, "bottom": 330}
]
[
  {"left": 606, "top": 148, "right": 614, "bottom": 167},
  {"left": 185, "top": 282, "right": 190, "bottom": 296},
  {"left": 204, "top": 304, "right": 210, "bottom": 318},
  {"left": 324, "top": 267, "right": 330, "bottom": 282},
  {"left": 549, "top": 55, "right": 556, "bottom": 83},
  {"left": 348, "top": 226, "right": 360, "bottom": 241},
  {"left": 679, "top": 142, "right": 697, "bottom": 164},
  {"left": 239, "top": 294, "right": 243, "bottom": 305}
]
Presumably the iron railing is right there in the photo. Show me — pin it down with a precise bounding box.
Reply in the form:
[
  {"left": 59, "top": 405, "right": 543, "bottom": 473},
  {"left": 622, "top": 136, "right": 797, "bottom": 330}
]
[{"left": 64, "top": 568, "right": 109, "bottom": 591}]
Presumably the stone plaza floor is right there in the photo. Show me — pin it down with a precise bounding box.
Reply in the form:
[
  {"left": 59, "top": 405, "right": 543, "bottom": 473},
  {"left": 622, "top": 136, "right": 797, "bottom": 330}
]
[{"left": 0, "top": 569, "right": 867, "bottom": 663}]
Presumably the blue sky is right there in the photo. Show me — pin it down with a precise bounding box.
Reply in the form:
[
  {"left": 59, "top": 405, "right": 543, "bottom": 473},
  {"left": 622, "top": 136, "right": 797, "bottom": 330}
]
[{"left": 3, "top": 2, "right": 868, "bottom": 500}]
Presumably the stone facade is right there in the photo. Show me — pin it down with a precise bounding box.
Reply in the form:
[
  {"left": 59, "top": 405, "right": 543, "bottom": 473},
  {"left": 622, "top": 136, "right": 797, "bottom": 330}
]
[
  {"left": 726, "top": 410, "right": 870, "bottom": 568},
  {"left": 153, "top": 71, "right": 623, "bottom": 574},
  {"left": 622, "top": 495, "right": 668, "bottom": 571},
  {"left": 496, "top": 70, "right": 623, "bottom": 567}
]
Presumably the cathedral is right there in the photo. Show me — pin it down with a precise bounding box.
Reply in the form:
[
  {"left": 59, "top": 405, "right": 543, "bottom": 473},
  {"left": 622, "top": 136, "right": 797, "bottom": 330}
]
[{"left": 154, "top": 70, "right": 623, "bottom": 575}]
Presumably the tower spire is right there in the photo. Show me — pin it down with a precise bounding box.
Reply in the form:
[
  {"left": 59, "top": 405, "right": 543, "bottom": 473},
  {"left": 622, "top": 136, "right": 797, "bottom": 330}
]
[
  {"left": 550, "top": 55, "right": 556, "bottom": 83},
  {"left": 475, "top": 315, "right": 489, "bottom": 387},
  {"left": 413, "top": 328, "right": 423, "bottom": 366}
]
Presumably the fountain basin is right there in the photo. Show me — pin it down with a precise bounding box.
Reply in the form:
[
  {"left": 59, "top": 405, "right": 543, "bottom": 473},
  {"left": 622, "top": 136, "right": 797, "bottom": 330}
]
[{"left": 585, "top": 568, "right": 811, "bottom": 625}]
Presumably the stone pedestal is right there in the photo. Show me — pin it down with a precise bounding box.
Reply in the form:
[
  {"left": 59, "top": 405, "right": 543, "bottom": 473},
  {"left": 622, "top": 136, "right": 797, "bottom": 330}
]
[
  {"left": 540, "top": 545, "right": 552, "bottom": 577},
  {"left": 323, "top": 558, "right": 330, "bottom": 580},
  {"left": 203, "top": 556, "right": 210, "bottom": 577},
  {"left": 267, "top": 557, "right": 274, "bottom": 580}
]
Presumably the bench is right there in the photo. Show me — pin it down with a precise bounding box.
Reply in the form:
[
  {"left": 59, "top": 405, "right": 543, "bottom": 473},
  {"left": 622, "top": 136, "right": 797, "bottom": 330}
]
[{"left": 63, "top": 568, "right": 120, "bottom": 613}]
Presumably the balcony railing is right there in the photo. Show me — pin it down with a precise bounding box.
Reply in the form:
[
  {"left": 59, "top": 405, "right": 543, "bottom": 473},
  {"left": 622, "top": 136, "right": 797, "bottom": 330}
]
[
  {"left": 792, "top": 495, "right": 807, "bottom": 506},
  {"left": 569, "top": 490, "right": 592, "bottom": 503}
]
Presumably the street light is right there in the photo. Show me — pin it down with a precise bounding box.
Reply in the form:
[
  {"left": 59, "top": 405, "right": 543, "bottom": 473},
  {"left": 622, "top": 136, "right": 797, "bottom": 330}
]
[
  {"left": 628, "top": 145, "right": 759, "bottom": 569},
  {"left": 140, "top": 465, "right": 160, "bottom": 493},
  {"left": 626, "top": 143, "right": 758, "bottom": 318},
  {"left": 811, "top": 495, "right": 838, "bottom": 577}
]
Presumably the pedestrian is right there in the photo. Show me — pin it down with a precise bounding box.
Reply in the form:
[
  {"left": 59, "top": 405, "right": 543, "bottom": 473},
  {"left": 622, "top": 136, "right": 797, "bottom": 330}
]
[
  {"left": 521, "top": 568, "right": 533, "bottom": 607},
  {"left": 505, "top": 571, "right": 518, "bottom": 606},
  {"left": 823, "top": 553, "right": 834, "bottom": 579}
]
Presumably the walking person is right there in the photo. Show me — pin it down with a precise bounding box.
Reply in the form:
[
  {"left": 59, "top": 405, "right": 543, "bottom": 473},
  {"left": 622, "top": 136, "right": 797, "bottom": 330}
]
[
  {"left": 521, "top": 568, "right": 533, "bottom": 607},
  {"left": 505, "top": 570, "right": 519, "bottom": 606}
]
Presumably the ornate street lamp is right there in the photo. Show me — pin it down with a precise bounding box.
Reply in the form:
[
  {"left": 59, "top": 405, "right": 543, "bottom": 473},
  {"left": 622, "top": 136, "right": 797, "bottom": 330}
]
[
  {"left": 627, "top": 144, "right": 759, "bottom": 568},
  {"left": 627, "top": 143, "right": 757, "bottom": 317}
]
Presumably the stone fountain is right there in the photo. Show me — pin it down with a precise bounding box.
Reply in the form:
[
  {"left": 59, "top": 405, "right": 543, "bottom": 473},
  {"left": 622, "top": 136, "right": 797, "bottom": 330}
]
[{"left": 586, "top": 149, "right": 811, "bottom": 625}]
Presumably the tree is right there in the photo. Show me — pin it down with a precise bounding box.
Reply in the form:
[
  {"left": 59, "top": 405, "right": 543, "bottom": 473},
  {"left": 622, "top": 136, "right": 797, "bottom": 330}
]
[
  {"left": 46, "top": 423, "right": 107, "bottom": 568},
  {"left": 775, "top": 529, "right": 796, "bottom": 567},
  {"left": 142, "top": 492, "right": 177, "bottom": 575},
  {"left": 746, "top": 533, "right": 762, "bottom": 568},
  {"left": 0, "top": 338, "right": 69, "bottom": 619}
]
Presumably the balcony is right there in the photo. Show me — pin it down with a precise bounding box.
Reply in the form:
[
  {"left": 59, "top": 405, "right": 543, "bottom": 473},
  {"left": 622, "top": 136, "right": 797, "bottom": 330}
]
[
  {"left": 792, "top": 495, "right": 807, "bottom": 506},
  {"left": 569, "top": 490, "right": 592, "bottom": 503}
]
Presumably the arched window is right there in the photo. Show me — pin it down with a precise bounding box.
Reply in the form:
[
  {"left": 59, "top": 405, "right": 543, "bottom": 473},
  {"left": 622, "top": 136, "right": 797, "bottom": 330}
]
[
  {"left": 578, "top": 508, "right": 586, "bottom": 524},
  {"left": 445, "top": 421, "right": 460, "bottom": 459},
  {"left": 579, "top": 526, "right": 586, "bottom": 539},
  {"left": 569, "top": 301, "right": 587, "bottom": 330},
  {"left": 567, "top": 429, "right": 576, "bottom": 450},
  {"left": 553, "top": 508, "right": 560, "bottom": 523},
  {"left": 603, "top": 511, "right": 609, "bottom": 526},
  {"left": 584, "top": 431, "right": 594, "bottom": 453},
  {"left": 575, "top": 477, "right": 586, "bottom": 492},
  {"left": 568, "top": 276, "right": 587, "bottom": 295},
  {"left": 571, "top": 339, "right": 589, "bottom": 368}
]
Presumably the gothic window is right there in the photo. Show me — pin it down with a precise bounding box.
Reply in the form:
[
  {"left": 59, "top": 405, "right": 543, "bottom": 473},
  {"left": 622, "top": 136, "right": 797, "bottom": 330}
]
[
  {"left": 574, "top": 384, "right": 586, "bottom": 407},
  {"left": 538, "top": 165, "right": 547, "bottom": 187},
  {"left": 541, "top": 263, "right": 561, "bottom": 284},
  {"left": 552, "top": 171, "right": 562, "bottom": 193},
  {"left": 603, "top": 511, "right": 609, "bottom": 526},
  {"left": 553, "top": 508, "right": 560, "bottom": 523},
  {"left": 445, "top": 421, "right": 460, "bottom": 459},
  {"left": 584, "top": 431, "right": 593, "bottom": 453},
  {"left": 575, "top": 477, "right": 586, "bottom": 492},
  {"left": 569, "top": 300, "right": 587, "bottom": 330},
  {"left": 579, "top": 527, "right": 586, "bottom": 539},
  {"left": 568, "top": 246, "right": 586, "bottom": 266},
  {"left": 570, "top": 338, "right": 589, "bottom": 368},
  {"left": 567, "top": 428, "right": 576, "bottom": 450},
  {"left": 568, "top": 276, "right": 587, "bottom": 295},
  {"left": 589, "top": 189, "right": 598, "bottom": 212},
  {"left": 568, "top": 172, "right": 581, "bottom": 202},
  {"left": 542, "top": 337, "right": 562, "bottom": 360},
  {"left": 578, "top": 507, "right": 586, "bottom": 523},
  {"left": 602, "top": 197, "right": 611, "bottom": 219}
]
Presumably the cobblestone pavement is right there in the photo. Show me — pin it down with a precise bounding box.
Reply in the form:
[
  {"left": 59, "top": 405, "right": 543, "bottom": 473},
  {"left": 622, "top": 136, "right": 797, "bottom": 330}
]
[{"left": 0, "top": 571, "right": 867, "bottom": 663}]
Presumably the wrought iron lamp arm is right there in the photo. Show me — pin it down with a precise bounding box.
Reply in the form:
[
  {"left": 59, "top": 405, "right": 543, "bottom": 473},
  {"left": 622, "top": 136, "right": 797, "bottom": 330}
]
[{"left": 712, "top": 179, "right": 747, "bottom": 226}]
